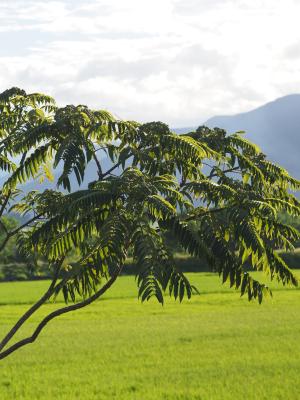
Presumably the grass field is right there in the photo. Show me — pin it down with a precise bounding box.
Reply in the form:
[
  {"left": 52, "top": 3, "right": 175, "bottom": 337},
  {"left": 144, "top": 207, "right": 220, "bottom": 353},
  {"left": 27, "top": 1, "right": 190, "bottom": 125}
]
[{"left": 0, "top": 272, "right": 299, "bottom": 400}]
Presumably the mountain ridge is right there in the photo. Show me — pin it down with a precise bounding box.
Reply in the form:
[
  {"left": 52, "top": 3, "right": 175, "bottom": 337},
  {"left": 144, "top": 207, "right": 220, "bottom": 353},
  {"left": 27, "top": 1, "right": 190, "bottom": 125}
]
[{"left": 199, "top": 94, "right": 300, "bottom": 179}]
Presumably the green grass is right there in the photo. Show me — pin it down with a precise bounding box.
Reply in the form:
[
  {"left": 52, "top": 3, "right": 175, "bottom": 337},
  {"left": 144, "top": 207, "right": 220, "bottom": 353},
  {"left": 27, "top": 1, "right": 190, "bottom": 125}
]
[{"left": 0, "top": 272, "right": 299, "bottom": 400}]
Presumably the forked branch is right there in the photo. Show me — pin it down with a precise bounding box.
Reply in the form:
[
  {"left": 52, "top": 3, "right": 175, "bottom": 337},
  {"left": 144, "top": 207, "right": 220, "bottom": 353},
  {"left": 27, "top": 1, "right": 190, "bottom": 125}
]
[
  {"left": 0, "top": 265, "right": 123, "bottom": 360},
  {"left": 0, "top": 258, "right": 64, "bottom": 352}
]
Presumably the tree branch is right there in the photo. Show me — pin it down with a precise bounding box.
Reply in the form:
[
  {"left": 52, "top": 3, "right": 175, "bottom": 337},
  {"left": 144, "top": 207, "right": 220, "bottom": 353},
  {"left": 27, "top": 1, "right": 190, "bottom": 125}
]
[
  {"left": 91, "top": 144, "right": 103, "bottom": 178},
  {"left": 0, "top": 219, "right": 9, "bottom": 235},
  {"left": 184, "top": 206, "right": 230, "bottom": 221},
  {"left": 0, "top": 259, "right": 63, "bottom": 352},
  {"left": 101, "top": 161, "right": 123, "bottom": 179},
  {"left": 209, "top": 166, "right": 241, "bottom": 179},
  {"left": 0, "top": 213, "right": 43, "bottom": 253},
  {"left": 0, "top": 191, "right": 11, "bottom": 218},
  {"left": 101, "top": 153, "right": 133, "bottom": 180},
  {"left": 10, "top": 213, "right": 43, "bottom": 237},
  {"left": 0, "top": 264, "right": 123, "bottom": 360}
]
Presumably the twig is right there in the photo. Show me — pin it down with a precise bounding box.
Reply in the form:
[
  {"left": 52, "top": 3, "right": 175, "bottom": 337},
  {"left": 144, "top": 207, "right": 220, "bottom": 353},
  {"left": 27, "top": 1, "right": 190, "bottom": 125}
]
[
  {"left": 184, "top": 206, "right": 230, "bottom": 221},
  {"left": 209, "top": 166, "right": 240, "bottom": 179}
]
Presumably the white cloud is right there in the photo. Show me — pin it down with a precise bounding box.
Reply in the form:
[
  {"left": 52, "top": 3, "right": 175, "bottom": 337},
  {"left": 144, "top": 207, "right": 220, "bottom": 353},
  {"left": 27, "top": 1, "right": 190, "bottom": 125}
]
[{"left": 0, "top": 0, "right": 300, "bottom": 126}]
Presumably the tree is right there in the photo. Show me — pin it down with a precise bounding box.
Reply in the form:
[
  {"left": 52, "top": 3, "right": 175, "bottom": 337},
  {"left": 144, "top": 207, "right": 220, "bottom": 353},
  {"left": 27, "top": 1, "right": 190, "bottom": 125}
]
[{"left": 0, "top": 87, "right": 299, "bottom": 360}]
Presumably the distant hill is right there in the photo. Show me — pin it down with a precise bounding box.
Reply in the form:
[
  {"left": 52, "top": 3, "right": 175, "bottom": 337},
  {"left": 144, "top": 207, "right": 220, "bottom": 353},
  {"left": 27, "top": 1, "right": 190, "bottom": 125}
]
[
  {"left": 175, "top": 95, "right": 300, "bottom": 179},
  {"left": 0, "top": 154, "right": 117, "bottom": 194},
  {"left": 204, "top": 94, "right": 300, "bottom": 179}
]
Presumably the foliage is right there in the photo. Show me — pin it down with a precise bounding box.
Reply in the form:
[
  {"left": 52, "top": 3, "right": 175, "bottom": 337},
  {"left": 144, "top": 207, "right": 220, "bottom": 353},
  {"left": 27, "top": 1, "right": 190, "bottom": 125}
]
[{"left": 0, "top": 87, "right": 299, "bottom": 357}]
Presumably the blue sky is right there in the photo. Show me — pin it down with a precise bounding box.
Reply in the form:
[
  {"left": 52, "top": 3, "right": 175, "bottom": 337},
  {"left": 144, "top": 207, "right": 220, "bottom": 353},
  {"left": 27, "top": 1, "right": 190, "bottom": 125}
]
[{"left": 1, "top": 0, "right": 300, "bottom": 126}]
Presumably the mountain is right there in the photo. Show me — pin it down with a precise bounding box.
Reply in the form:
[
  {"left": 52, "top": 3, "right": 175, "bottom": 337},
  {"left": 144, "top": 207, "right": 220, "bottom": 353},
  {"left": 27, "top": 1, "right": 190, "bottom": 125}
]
[
  {"left": 204, "top": 94, "right": 300, "bottom": 179},
  {"left": 0, "top": 157, "right": 112, "bottom": 195}
]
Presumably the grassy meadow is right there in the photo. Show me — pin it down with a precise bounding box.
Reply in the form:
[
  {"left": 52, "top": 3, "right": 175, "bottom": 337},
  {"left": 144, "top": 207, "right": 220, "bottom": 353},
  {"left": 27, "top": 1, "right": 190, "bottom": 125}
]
[{"left": 0, "top": 272, "right": 299, "bottom": 399}]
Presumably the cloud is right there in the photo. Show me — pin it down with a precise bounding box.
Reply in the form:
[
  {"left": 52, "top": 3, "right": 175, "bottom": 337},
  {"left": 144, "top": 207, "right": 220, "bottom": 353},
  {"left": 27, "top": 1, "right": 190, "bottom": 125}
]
[
  {"left": 172, "top": 0, "right": 230, "bottom": 15},
  {"left": 284, "top": 42, "right": 300, "bottom": 60},
  {"left": 0, "top": 0, "right": 300, "bottom": 126}
]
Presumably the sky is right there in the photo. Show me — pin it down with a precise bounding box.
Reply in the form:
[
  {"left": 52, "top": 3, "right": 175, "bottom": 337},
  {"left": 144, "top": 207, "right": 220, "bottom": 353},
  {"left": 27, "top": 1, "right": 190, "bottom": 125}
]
[{"left": 1, "top": 0, "right": 300, "bottom": 127}]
